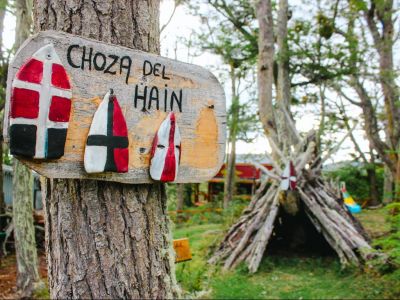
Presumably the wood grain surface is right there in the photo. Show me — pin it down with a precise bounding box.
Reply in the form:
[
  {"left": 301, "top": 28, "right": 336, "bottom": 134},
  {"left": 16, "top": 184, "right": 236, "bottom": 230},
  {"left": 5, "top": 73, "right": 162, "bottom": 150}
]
[{"left": 4, "top": 31, "right": 226, "bottom": 183}]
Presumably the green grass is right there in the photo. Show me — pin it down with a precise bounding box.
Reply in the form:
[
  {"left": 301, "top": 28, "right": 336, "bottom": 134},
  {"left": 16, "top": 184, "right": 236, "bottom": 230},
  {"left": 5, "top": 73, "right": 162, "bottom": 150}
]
[
  {"left": 173, "top": 208, "right": 400, "bottom": 299},
  {"left": 356, "top": 208, "right": 391, "bottom": 238}
]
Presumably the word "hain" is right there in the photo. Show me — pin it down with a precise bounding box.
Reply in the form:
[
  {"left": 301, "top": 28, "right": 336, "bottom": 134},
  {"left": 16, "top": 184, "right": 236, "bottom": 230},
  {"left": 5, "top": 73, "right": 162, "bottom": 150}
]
[{"left": 67, "top": 45, "right": 132, "bottom": 84}]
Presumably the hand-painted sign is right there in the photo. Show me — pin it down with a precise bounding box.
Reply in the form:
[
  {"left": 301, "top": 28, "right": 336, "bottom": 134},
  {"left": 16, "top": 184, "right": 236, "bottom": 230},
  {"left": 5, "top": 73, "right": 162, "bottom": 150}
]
[
  {"left": 84, "top": 90, "right": 129, "bottom": 174},
  {"left": 150, "top": 112, "right": 181, "bottom": 182},
  {"left": 173, "top": 238, "right": 192, "bottom": 263},
  {"left": 10, "top": 44, "right": 72, "bottom": 159},
  {"left": 4, "top": 31, "right": 226, "bottom": 183}
]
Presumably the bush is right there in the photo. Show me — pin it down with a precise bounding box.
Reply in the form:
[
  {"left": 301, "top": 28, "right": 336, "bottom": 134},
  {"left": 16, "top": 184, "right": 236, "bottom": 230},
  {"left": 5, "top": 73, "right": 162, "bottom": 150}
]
[
  {"left": 324, "top": 163, "right": 384, "bottom": 201},
  {"left": 370, "top": 203, "right": 400, "bottom": 297}
]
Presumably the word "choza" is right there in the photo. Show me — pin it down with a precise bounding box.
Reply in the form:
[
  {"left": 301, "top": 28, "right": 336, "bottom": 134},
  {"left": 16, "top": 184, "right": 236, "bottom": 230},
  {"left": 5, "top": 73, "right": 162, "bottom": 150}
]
[{"left": 66, "top": 45, "right": 183, "bottom": 113}]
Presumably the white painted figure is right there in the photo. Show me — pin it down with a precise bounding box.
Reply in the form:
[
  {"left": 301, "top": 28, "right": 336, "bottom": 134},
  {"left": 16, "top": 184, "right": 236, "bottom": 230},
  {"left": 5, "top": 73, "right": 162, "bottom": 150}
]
[
  {"left": 150, "top": 112, "right": 181, "bottom": 182},
  {"left": 84, "top": 90, "right": 129, "bottom": 173},
  {"left": 280, "top": 160, "right": 297, "bottom": 190},
  {"left": 9, "top": 44, "right": 72, "bottom": 159}
]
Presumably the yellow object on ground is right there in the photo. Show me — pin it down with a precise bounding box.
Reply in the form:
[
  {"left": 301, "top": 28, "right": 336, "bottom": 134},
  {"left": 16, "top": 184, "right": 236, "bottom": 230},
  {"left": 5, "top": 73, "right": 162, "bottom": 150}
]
[{"left": 173, "top": 238, "right": 192, "bottom": 263}]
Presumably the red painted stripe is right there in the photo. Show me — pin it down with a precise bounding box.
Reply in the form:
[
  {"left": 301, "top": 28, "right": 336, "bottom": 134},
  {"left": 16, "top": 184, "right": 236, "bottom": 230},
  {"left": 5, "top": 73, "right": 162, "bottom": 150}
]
[
  {"left": 49, "top": 96, "right": 71, "bottom": 122},
  {"left": 161, "top": 113, "right": 176, "bottom": 182},
  {"left": 114, "top": 148, "right": 129, "bottom": 173},
  {"left": 16, "top": 59, "right": 43, "bottom": 84},
  {"left": 289, "top": 161, "right": 297, "bottom": 190},
  {"left": 10, "top": 87, "right": 39, "bottom": 118},
  {"left": 150, "top": 134, "right": 158, "bottom": 158},
  {"left": 51, "top": 63, "right": 71, "bottom": 89},
  {"left": 111, "top": 96, "right": 128, "bottom": 172},
  {"left": 112, "top": 97, "right": 128, "bottom": 136}
]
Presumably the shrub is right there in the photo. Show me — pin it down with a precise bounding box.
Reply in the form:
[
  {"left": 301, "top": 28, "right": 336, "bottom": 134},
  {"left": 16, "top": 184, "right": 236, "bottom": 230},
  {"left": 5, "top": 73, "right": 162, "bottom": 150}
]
[{"left": 324, "top": 163, "right": 384, "bottom": 201}]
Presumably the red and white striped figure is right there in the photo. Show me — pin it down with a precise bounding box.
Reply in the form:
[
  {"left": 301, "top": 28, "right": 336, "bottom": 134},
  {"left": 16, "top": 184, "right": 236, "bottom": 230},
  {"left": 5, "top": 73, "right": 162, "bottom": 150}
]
[
  {"left": 150, "top": 112, "right": 181, "bottom": 182},
  {"left": 280, "top": 160, "right": 297, "bottom": 190},
  {"left": 84, "top": 90, "right": 129, "bottom": 173},
  {"left": 9, "top": 44, "right": 72, "bottom": 159}
]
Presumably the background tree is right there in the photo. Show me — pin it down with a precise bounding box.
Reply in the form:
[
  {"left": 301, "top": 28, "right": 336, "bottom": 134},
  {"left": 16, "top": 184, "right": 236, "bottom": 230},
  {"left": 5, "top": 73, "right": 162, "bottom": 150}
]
[
  {"left": 0, "top": 0, "right": 7, "bottom": 228},
  {"left": 208, "top": 0, "right": 372, "bottom": 273},
  {"left": 34, "top": 1, "right": 178, "bottom": 298},
  {"left": 317, "top": 0, "right": 399, "bottom": 202},
  {"left": 11, "top": 0, "right": 41, "bottom": 297},
  {"left": 185, "top": 2, "right": 259, "bottom": 208}
]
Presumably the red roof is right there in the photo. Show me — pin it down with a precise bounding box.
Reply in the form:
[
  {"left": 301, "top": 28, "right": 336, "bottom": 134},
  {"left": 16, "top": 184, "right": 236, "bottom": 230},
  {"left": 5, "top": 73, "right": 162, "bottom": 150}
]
[{"left": 212, "top": 163, "right": 273, "bottom": 182}]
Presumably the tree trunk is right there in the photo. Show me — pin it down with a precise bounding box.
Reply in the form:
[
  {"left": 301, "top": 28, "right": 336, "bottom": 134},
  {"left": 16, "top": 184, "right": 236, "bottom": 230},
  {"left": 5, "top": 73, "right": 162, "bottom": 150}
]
[
  {"left": 34, "top": 1, "right": 178, "bottom": 298},
  {"left": 176, "top": 183, "right": 184, "bottom": 222},
  {"left": 176, "top": 184, "right": 184, "bottom": 211},
  {"left": 255, "top": 0, "right": 278, "bottom": 145},
  {"left": 383, "top": 165, "right": 393, "bottom": 204},
  {"left": 367, "top": 147, "right": 380, "bottom": 207},
  {"left": 276, "top": 0, "right": 298, "bottom": 150},
  {"left": 12, "top": 160, "right": 39, "bottom": 297},
  {"left": 223, "top": 137, "right": 236, "bottom": 209},
  {"left": 223, "top": 66, "right": 238, "bottom": 209},
  {"left": 12, "top": 0, "right": 40, "bottom": 297},
  {"left": 364, "top": 1, "right": 399, "bottom": 196},
  {"left": 0, "top": 0, "right": 7, "bottom": 219}
]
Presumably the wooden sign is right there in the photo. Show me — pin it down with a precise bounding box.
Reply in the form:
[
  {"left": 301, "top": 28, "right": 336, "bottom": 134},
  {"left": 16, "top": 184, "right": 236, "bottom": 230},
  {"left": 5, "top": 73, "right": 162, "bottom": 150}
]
[
  {"left": 4, "top": 31, "right": 226, "bottom": 183},
  {"left": 173, "top": 238, "right": 192, "bottom": 263}
]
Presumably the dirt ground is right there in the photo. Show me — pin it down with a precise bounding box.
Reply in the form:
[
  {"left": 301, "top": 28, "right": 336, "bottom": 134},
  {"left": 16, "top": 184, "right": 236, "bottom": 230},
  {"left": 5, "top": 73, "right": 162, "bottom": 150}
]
[{"left": 0, "top": 251, "right": 48, "bottom": 299}]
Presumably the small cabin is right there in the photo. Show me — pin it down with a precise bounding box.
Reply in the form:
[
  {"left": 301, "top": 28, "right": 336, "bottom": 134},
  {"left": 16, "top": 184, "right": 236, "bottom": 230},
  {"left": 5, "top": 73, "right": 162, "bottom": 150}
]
[
  {"left": 207, "top": 156, "right": 273, "bottom": 201},
  {"left": 3, "top": 164, "right": 42, "bottom": 210}
]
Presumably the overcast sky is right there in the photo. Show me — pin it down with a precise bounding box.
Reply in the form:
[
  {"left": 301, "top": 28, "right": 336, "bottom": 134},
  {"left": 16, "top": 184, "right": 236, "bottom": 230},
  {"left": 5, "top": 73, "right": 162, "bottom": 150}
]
[{"left": 1, "top": 1, "right": 373, "bottom": 162}]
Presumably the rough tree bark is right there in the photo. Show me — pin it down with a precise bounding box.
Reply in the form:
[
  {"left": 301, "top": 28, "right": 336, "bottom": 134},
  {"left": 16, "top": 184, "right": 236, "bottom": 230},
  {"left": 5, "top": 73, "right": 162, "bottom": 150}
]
[
  {"left": 34, "top": 1, "right": 178, "bottom": 298},
  {"left": 0, "top": 0, "right": 7, "bottom": 219},
  {"left": 383, "top": 165, "right": 393, "bottom": 204},
  {"left": 223, "top": 65, "right": 239, "bottom": 209},
  {"left": 12, "top": 0, "right": 40, "bottom": 297},
  {"left": 361, "top": 1, "right": 399, "bottom": 197},
  {"left": 367, "top": 145, "right": 380, "bottom": 207},
  {"left": 12, "top": 160, "right": 39, "bottom": 297},
  {"left": 275, "top": 0, "right": 298, "bottom": 151},
  {"left": 255, "top": 0, "right": 278, "bottom": 145}
]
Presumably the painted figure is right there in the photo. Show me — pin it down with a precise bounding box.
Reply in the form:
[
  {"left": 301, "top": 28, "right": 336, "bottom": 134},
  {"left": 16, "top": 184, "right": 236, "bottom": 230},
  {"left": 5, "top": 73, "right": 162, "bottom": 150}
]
[
  {"left": 150, "top": 112, "right": 181, "bottom": 182},
  {"left": 341, "top": 182, "right": 362, "bottom": 214},
  {"left": 280, "top": 160, "right": 297, "bottom": 190},
  {"left": 84, "top": 90, "right": 129, "bottom": 173},
  {"left": 9, "top": 44, "right": 72, "bottom": 158}
]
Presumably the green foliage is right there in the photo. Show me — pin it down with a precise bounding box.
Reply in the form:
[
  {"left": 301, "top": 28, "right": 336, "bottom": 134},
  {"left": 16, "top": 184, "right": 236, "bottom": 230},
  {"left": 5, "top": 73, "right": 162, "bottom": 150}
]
[
  {"left": 173, "top": 209, "right": 400, "bottom": 299},
  {"left": 172, "top": 196, "right": 247, "bottom": 227},
  {"left": 374, "top": 203, "right": 400, "bottom": 267},
  {"left": 325, "top": 164, "right": 384, "bottom": 201},
  {"left": 316, "top": 13, "right": 334, "bottom": 39},
  {"left": 166, "top": 183, "right": 177, "bottom": 211}
]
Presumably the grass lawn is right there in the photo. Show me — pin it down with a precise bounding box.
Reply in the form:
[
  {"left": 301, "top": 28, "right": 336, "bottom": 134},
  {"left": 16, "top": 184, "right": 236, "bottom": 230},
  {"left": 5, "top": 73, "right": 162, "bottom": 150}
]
[{"left": 173, "top": 208, "right": 399, "bottom": 299}]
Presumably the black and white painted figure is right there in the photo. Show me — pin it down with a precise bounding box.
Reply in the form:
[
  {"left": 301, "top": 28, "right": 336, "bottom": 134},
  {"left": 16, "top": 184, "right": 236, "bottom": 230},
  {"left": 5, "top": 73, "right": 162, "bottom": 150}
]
[
  {"left": 9, "top": 44, "right": 72, "bottom": 159},
  {"left": 84, "top": 90, "right": 129, "bottom": 173}
]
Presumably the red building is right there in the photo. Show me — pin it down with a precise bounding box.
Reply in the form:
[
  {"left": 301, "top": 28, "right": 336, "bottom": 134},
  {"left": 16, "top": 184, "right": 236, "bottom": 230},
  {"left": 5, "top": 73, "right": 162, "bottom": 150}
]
[{"left": 207, "top": 158, "right": 273, "bottom": 201}]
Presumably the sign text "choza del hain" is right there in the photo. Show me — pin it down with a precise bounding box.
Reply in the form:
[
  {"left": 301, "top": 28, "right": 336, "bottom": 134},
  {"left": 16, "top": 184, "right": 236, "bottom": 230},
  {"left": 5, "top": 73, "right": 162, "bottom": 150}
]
[{"left": 67, "top": 45, "right": 183, "bottom": 113}]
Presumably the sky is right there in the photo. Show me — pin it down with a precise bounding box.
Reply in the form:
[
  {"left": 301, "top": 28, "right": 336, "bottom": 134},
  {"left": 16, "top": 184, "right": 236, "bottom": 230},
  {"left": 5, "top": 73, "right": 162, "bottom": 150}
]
[
  {"left": 1, "top": 1, "right": 374, "bottom": 163},
  {"left": 159, "top": 0, "right": 371, "bottom": 162}
]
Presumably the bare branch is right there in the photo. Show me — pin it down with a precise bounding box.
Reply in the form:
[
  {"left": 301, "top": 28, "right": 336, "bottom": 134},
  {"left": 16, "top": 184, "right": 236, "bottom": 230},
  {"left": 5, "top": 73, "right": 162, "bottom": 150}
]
[
  {"left": 252, "top": 161, "right": 280, "bottom": 181},
  {"left": 319, "top": 121, "right": 358, "bottom": 167},
  {"left": 160, "top": 1, "right": 179, "bottom": 33}
]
